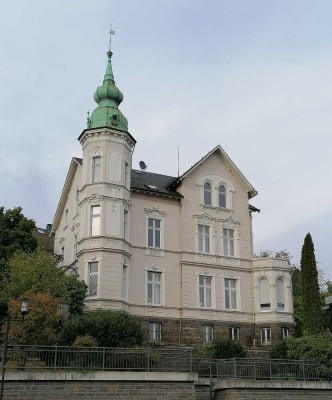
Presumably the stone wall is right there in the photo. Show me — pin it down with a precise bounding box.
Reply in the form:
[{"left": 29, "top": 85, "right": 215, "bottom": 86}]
[
  {"left": 214, "top": 380, "right": 332, "bottom": 400},
  {"left": 2, "top": 371, "right": 197, "bottom": 400},
  {"left": 138, "top": 316, "right": 294, "bottom": 346}
]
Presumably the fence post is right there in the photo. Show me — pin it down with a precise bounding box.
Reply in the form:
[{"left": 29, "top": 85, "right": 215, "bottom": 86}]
[
  {"left": 102, "top": 348, "right": 105, "bottom": 371},
  {"left": 54, "top": 346, "right": 57, "bottom": 371},
  {"left": 189, "top": 349, "right": 192, "bottom": 373},
  {"left": 147, "top": 351, "right": 150, "bottom": 373},
  {"left": 302, "top": 361, "right": 306, "bottom": 381},
  {"left": 233, "top": 358, "right": 237, "bottom": 379},
  {"left": 269, "top": 359, "right": 272, "bottom": 380}
]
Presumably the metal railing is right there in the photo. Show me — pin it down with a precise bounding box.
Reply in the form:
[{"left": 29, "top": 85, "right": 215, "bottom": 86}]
[{"left": 0, "top": 346, "right": 326, "bottom": 381}]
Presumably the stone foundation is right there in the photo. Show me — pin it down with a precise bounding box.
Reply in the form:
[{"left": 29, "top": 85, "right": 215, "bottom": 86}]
[{"left": 137, "top": 316, "right": 294, "bottom": 346}]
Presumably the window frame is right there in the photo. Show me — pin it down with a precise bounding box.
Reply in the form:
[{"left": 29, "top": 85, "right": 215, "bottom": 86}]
[
  {"left": 122, "top": 265, "right": 128, "bottom": 301},
  {"left": 202, "top": 325, "right": 214, "bottom": 342},
  {"left": 276, "top": 277, "right": 285, "bottom": 311},
  {"left": 199, "top": 275, "right": 213, "bottom": 308},
  {"left": 147, "top": 218, "right": 162, "bottom": 248},
  {"left": 124, "top": 209, "right": 129, "bottom": 241},
  {"left": 146, "top": 270, "right": 162, "bottom": 306},
  {"left": 281, "top": 327, "right": 289, "bottom": 340},
  {"left": 224, "top": 278, "right": 237, "bottom": 310},
  {"left": 203, "top": 181, "right": 212, "bottom": 206},
  {"left": 124, "top": 161, "right": 130, "bottom": 189},
  {"left": 198, "top": 224, "right": 210, "bottom": 254},
  {"left": 90, "top": 205, "right": 101, "bottom": 236},
  {"left": 87, "top": 261, "right": 99, "bottom": 298},
  {"left": 229, "top": 327, "right": 240, "bottom": 341},
  {"left": 91, "top": 156, "right": 102, "bottom": 183},
  {"left": 259, "top": 278, "right": 271, "bottom": 311},
  {"left": 260, "top": 327, "right": 271, "bottom": 345},
  {"left": 223, "top": 228, "right": 235, "bottom": 257},
  {"left": 218, "top": 184, "right": 226, "bottom": 208},
  {"left": 149, "top": 322, "right": 162, "bottom": 342}
]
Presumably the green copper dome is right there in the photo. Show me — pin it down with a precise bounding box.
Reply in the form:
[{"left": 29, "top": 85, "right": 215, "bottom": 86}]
[{"left": 88, "top": 51, "right": 128, "bottom": 131}]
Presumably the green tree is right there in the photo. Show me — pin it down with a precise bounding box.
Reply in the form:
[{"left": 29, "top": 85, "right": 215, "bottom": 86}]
[
  {"left": 64, "top": 275, "right": 87, "bottom": 315},
  {"left": 0, "top": 207, "right": 37, "bottom": 286},
  {"left": 300, "top": 233, "right": 324, "bottom": 335}
]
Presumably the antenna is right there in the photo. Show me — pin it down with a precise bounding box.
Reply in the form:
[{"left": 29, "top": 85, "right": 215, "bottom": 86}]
[
  {"left": 108, "top": 25, "right": 116, "bottom": 52},
  {"left": 139, "top": 161, "right": 147, "bottom": 170}
]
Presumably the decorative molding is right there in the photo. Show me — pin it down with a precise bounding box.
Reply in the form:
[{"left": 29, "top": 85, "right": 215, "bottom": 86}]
[
  {"left": 194, "top": 212, "right": 215, "bottom": 225},
  {"left": 106, "top": 185, "right": 123, "bottom": 198},
  {"left": 88, "top": 195, "right": 104, "bottom": 204},
  {"left": 59, "top": 237, "right": 66, "bottom": 245},
  {"left": 220, "top": 216, "right": 239, "bottom": 229},
  {"left": 146, "top": 248, "right": 165, "bottom": 257},
  {"left": 144, "top": 207, "right": 166, "bottom": 218},
  {"left": 196, "top": 254, "right": 216, "bottom": 263},
  {"left": 88, "top": 254, "right": 97, "bottom": 261},
  {"left": 71, "top": 222, "right": 80, "bottom": 232}
]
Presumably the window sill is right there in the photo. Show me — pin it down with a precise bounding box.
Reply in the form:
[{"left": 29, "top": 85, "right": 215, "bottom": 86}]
[
  {"left": 201, "top": 204, "right": 233, "bottom": 212},
  {"left": 146, "top": 247, "right": 164, "bottom": 257}
]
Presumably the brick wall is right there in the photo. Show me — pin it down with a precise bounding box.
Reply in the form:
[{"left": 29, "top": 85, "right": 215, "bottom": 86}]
[
  {"left": 214, "top": 380, "right": 332, "bottom": 400},
  {"left": 2, "top": 371, "right": 197, "bottom": 400}
]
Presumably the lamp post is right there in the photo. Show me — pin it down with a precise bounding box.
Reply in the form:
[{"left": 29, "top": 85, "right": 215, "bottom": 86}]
[{"left": 0, "top": 298, "right": 28, "bottom": 400}]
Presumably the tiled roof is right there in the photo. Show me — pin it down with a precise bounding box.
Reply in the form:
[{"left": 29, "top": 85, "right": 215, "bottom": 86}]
[{"left": 131, "top": 170, "right": 181, "bottom": 199}]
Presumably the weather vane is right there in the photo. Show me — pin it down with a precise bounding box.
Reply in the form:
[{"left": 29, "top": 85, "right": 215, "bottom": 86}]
[{"left": 108, "top": 25, "right": 116, "bottom": 51}]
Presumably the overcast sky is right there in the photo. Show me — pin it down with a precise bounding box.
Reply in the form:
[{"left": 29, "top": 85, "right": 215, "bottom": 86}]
[{"left": 1, "top": 1, "right": 331, "bottom": 280}]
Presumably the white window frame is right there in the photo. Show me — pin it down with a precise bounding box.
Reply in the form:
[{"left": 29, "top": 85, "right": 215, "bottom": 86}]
[
  {"left": 87, "top": 261, "right": 99, "bottom": 298},
  {"left": 281, "top": 327, "right": 289, "bottom": 340},
  {"left": 124, "top": 209, "right": 129, "bottom": 241},
  {"left": 259, "top": 278, "right": 271, "bottom": 311},
  {"left": 146, "top": 270, "right": 162, "bottom": 306},
  {"left": 229, "top": 327, "right": 240, "bottom": 341},
  {"left": 218, "top": 184, "right": 227, "bottom": 208},
  {"left": 223, "top": 228, "right": 235, "bottom": 257},
  {"left": 199, "top": 275, "right": 213, "bottom": 308},
  {"left": 261, "top": 327, "right": 271, "bottom": 345},
  {"left": 64, "top": 209, "right": 68, "bottom": 229},
  {"left": 147, "top": 218, "right": 161, "bottom": 248},
  {"left": 73, "top": 235, "right": 77, "bottom": 261},
  {"left": 202, "top": 325, "right": 214, "bottom": 342},
  {"left": 149, "top": 322, "right": 162, "bottom": 342},
  {"left": 224, "top": 278, "right": 237, "bottom": 310},
  {"left": 90, "top": 205, "right": 101, "bottom": 236},
  {"left": 203, "top": 181, "right": 212, "bottom": 206},
  {"left": 122, "top": 265, "right": 128, "bottom": 301},
  {"left": 198, "top": 224, "right": 210, "bottom": 254},
  {"left": 220, "top": 218, "right": 239, "bottom": 258},
  {"left": 92, "top": 156, "right": 102, "bottom": 183},
  {"left": 276, "top": 277, "right": 285, "bottom": 311},
  {"left": 124, "top": 161, "right": 130, "bottom": 189}
]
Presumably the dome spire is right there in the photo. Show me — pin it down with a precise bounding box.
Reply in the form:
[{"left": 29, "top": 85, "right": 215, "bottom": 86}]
[{"left": 87, "top": 27, "right": 128, "bottom": 131}]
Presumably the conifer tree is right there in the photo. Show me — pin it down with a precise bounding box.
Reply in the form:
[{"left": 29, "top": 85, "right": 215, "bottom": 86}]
[{"left": 300, "top": 233, "right": 323, "bottom": 335}]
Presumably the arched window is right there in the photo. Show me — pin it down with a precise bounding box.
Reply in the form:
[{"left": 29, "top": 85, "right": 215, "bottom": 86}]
[
  {"left": 276, "top": 278, "right": 285, "bottom": 311},
  {"left": 204, "top": 182, "right": 212, "bottom": 205},
  {"left": 259, "top": 278, "right": 270, "bottom": 311},
  {"left": 219, "top": 185, "right": 226, "bottom": 208}
]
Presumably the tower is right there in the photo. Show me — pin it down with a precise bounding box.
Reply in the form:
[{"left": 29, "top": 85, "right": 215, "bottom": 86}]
[{"left": 77, "top": 47, "right": 136, "bottom": 309}]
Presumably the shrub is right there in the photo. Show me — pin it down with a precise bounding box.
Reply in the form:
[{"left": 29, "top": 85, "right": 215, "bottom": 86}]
[
  {"left": 269, "top": 340, "right": 288, "bottom": 359},
  {"left": 59, "top": 310, "right": 144, "bottom": 347},
  {"left": 210, "top": 338, "right": 247, "bottom": 359},
  {"left": 73, "top": 335, "right": 97, "bottom": 347}
]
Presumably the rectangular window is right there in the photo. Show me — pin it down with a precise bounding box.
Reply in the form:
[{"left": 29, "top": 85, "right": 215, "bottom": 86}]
[
  {"left": 202, "top": 325, "right": 213, "bottom": 342},
  {"left": 75, "top": 190, "right": 79, "bottom": 216},
  {"left": 224, "top": 278, "right": 237, "bottom": 310},
  {"left": 88, "top": 261, "right": 99, "bottom": 297},
  {"left": 282, "top": 327, "right": 289, "bottom": 340},
  {"left": 223, "top": 228, "right": 234, "bottom": 256},
  {"left": 198, "top": 225, "right": 210, "bottom": 253},
  {"left": 64, "top": 209, "right": 68, "bottom": 228},
  {"left": 124, "top": 210, "right": 129, "bottom": 240},
  {"left": 261, "top": 327, "right": 271, "bottom": 345},
  {"left": 147, "top": 271, "right": 161, "bottom": 305},
  {"left": 199, "top": 276, "right": 212, "bottom": 308},
  {"left": 90, "top": 205, "right": 101, "bottom": 236},
  {"left": 124, "top": 162, "right": 130, "bottom": 188},
  {"left": 229, "top": 327, "right": 240, "bottom": 341},
  {"left": 122, "top": 265, "right": 128, "bottom": 301},
  {"left": 148, "top": 218, "right": 161, "bottom": 248},
  {"left": 149, "top": 322, "right": 161, "bottom": 341},
  {"left": 73, "top": 235, "right": 77, "bottom": 260},
  {"left": 92, "top": 156, "right": 101, "bottom": 183}
]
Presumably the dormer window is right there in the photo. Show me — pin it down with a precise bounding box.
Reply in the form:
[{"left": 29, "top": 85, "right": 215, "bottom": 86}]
[
  {"left": 219, "top": 185, "right": 226, "bottom": 208},
  {"left": 204, "top": 182, "right": 212, "bottom": 205}
]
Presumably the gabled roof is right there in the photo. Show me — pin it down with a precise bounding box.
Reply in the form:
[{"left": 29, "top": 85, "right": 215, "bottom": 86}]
[
  {"left": 52, "top": 157, "right": 82, "bottom": 232},
  {"left": 131, "top": 170, "right": 182, "bottom": 199},
  {"left": 171, "top": 145, "right": 257, "bottom": 199}
]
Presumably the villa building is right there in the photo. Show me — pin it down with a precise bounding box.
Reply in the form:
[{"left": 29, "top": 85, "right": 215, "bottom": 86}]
[{"left": 52, "top": 46, "right": 294, "bottom": 346}]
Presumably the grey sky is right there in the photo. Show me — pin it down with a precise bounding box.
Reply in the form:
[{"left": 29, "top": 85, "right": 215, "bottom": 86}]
[{"left": 1, "top": 1, "right": 331, "bottom": 279}]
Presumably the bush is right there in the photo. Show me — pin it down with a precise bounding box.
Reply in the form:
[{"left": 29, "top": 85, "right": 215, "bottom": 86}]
[
  {"left": 194, "top": 338, "right": 247, "bottom": 359},
  {"left": 73, "top": 335, "right": 97, "bottom": 347},
  {"left": 59, "top": 310, "right": 144, "bottom": 347},
  {"left": 269, "top": 340, "right": 288, "bottom": 359}
]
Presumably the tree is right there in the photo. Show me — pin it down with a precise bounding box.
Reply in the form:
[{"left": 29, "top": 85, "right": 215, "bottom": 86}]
[
  {"left": 64, "top": 275, "right": 87, "bottom": 315},
  {"left": 0, "top": 207, "right": 37, "bottom": 286},
  {"left": 300, "top": 233, "right": 324, "bottom": 335},
  {"left": 2, "top": 250, "right": 68, "bottom": 301},
  {"left": 2, "top": 290, "right": 61, "bottom": 345}
]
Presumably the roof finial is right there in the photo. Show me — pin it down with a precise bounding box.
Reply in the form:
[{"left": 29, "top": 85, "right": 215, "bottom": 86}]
[{"left": 108, "top": 25, "right": 116, "bottom": 52}]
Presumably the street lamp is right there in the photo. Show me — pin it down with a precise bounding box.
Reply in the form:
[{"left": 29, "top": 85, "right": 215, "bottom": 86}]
[{"left": 0, "top": 298, "right": 28, "bottom": 400}]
